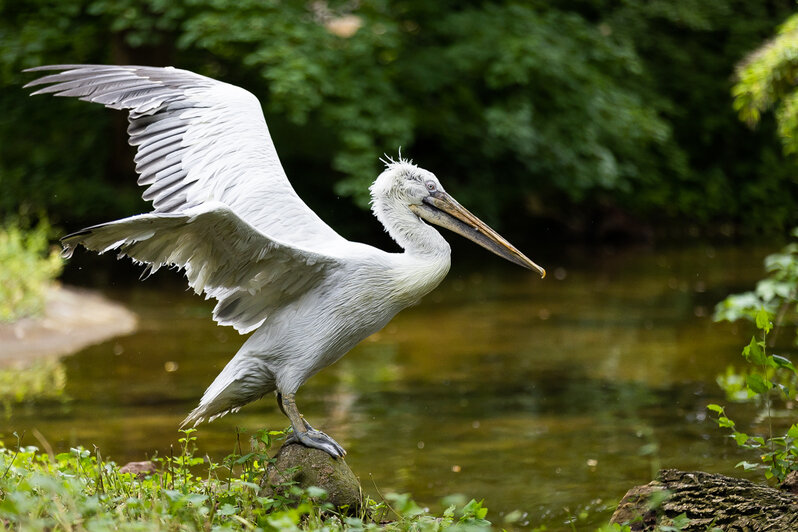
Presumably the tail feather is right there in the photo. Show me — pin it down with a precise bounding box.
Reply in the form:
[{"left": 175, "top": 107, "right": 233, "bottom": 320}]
[
  {"left": 181, "top": 353, "right": 276, "bottom": 427},
  {"left": 181, "top": 403, "right": 242, "bottom": 428}
]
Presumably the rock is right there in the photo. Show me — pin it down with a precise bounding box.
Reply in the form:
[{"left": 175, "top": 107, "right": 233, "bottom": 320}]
[
  {"left": 610, "top": 481, "right": 663, "bottom": 530},
  {"left": 261, "top": 442, "right": 362, "bottom": 512},
  {"left": 611, "top": 469, "right": 798, "bottom": 531},
  {"left": 119, "top": 460, "right": 156, "bottom": 478},
  {"left": 0, "top": 285, "right": 137, "bottom": 368}
]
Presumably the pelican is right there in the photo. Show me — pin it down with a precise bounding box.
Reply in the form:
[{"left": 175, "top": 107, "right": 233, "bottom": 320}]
[{"left": 26, "top": 65, "right": 544, "bottom": 458}]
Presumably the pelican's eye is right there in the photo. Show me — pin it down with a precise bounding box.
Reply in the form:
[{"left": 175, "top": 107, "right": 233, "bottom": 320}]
[{"left": 425, "top": 181, "right": 437, "bottom": 192}]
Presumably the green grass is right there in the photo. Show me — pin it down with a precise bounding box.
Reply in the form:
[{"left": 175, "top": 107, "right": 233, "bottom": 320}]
[
  {"left": 0, "top": 429, "right": 499, "bottom": 531},
  {"left": 0, "top": 219, "right": 63, "bottom": 322}
]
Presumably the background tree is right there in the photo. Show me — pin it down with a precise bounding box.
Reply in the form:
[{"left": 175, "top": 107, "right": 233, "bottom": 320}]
[
  {"left": 734, "top": 11, "right": 798, "bottom": 156},
  {"left": 1, "top": 0, "right": 795, "bottom": 240}
]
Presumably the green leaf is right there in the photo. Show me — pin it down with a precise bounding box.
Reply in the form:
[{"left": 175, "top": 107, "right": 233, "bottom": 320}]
[
  {"left": 734, "top": 432, "right": 749, "bottom": 446},
  {"left": 461, "top": 498, "right": 489, "bottom": 520},
  {"left": 707, "top": 403, "right": 724, "bottom": 413},
  {"left": 217, "top": 503, "right": 237, "bottom": 516},
  {"left": 646, "top": 489, "right": 671, "bottom": 510},
  {"left": 184, "top": 493, "right": 208, "bottom": 506},
  {"left": 755, "top": 308, "right": 773, "bottom": 333},
  {"left": 772, "top": 355, "right": 797, "bottom": 374},
  {"left": 743, "top": 337, "right": 767, "bottom": 365},
  {"left": 736, "top": 461, "right": 759, "bottom": 470},
  {"left": 305, "top": 486, "right": 327, "bottom": 499},
  {"left": 788, "top": 425, "right": 798, "bottom": 439},
  {"left": 746, "top": 373, "right": 773, "bottom": 395}
]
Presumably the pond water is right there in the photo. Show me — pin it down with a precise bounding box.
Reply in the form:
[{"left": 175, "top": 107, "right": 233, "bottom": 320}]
[{"left": 3, "top": 243, "right": 785, "bottom": 529}]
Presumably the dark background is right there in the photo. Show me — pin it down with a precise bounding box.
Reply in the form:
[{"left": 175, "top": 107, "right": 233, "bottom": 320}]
[{"left": 1, "top": 0, "right": 796, "bottom": 250}]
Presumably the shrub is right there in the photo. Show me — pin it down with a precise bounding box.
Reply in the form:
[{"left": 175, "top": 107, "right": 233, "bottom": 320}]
[{"left": 0, "top": 219, "right": 63, "bottom": 322}]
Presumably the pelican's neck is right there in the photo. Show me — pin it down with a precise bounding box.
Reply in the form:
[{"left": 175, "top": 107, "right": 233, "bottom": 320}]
[{"left": 372, "top": 197, "right": 451, "bottom": 261}]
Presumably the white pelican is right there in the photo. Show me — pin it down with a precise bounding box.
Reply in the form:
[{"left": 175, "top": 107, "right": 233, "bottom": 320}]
[{"left": 26, "top": 65, "right": 545, "bottom": 458}]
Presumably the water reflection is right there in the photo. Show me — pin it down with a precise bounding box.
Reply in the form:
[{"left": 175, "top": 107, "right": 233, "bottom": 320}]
[
  {"left": 0, "top": 357, "right": 67, "bottom": 412},
  {"left": 2, "top": 244, "right": 772, "bottom": 529}
]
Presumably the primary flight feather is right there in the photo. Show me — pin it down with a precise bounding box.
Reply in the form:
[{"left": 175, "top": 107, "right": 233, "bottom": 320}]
[{"left": 26, "top": 65, "right": 544, "bottom": 458}]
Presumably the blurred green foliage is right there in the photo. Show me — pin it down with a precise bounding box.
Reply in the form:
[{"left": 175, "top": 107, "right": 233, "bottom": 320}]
[
  {"left": 734, "top": 12, "right": 798, "bottom": 156},
  {"left": 715, "top": 228, "right": 798, "bottom": 327},
  {"left": 0, "top": 0, "right": 796, "bottom": 234},
  {"left": 0, "top": 219, "right": 63, "bottom": 321}
]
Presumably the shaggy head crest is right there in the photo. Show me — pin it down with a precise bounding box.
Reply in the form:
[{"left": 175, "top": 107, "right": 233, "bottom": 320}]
[
  {"left": 370, "top": 151, "right": 439, "bottom": 208},
  {"left": 378, "top": 150, "right": 420, "bottom": 178},
  {"left": 379, "top": 148, "right": 414, "bottom": 169}
]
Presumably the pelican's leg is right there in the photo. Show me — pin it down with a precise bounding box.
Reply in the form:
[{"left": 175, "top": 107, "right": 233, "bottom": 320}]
[
  {"left": 278, "top": 392, "right": 346, "bottom": 458},
  {"left": 276, "top": 392, "right": 311, "bottom": 430}
]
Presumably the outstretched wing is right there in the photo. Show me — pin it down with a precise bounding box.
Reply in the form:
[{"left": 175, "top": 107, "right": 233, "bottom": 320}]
[
  {"left": 26, "top": 64, "right": 347, "bottom": 250},
  {"left": 62, "top": 202, "right": 340, "bottom": 334}
]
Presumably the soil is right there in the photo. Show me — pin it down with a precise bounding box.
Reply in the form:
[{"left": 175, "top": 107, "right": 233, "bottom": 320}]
[{"left": 0, "top": 285, "right": 137, "bottom": 368}]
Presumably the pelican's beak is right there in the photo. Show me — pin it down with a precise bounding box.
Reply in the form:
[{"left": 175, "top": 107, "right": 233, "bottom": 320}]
[{"left": 409, "top": 191, "right": 546, "bottom": 277}]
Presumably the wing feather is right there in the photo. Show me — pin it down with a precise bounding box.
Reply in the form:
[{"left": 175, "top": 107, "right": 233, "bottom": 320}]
[
  {"left": 61, "top": 203, "right": 340, "bottom": 333},
  {"left": 26, "top": 64, "right": 348, "bottom": 251}
]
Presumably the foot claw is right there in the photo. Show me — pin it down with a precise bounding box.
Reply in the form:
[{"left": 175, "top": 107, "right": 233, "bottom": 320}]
[{"left": 289, "top": 429, "right": 346, "bottom": 458}]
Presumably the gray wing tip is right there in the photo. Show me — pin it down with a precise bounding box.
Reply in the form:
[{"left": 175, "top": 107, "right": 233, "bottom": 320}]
[
  {"left": 60, "top": 228, "right": 93, "bottom": 259},
  {"left": 23, "top": 64, "right": 84, "bottom": 73},
  {"left": 181, "top": 409, "right": 208, "bottom": 428},
  {"left": 23, "top": 65, "right": 98, "bottom": 89},
  {"left": 23, "top": 64, "right": 145, "bottom": 72},
  {"left": 179, "top": 416, "right": 202, "bottom": 429},
  {"left": 61, "top": 228, "right": 92, "bottom": 241},
  {"left": 23, "top": 64, "right": 162, "bottom": 88},
  {"left": 60, "top": 244, "right": 75, "bottom": 260}
]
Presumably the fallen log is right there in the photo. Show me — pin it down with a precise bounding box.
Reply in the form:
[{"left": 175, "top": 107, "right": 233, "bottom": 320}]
[{"left": 611, "top": 469, "right": 798, "bottom": 531}]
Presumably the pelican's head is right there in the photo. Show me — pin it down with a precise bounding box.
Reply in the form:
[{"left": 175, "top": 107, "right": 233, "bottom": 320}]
[{"left": 370, "top": 156, "right": 545, "bottom": 277}]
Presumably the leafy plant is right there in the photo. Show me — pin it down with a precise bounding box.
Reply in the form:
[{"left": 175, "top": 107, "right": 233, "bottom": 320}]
[
  {"left": 0, "top": 428, "right": 495, "bottom": 531},
  {"left": 0, "top": 219, "right": 63, "bottom": 322},
  {"left": 715, "top": 228, "right": 798, "bottom": 329},
  {"left": 710, "top": 233, "right": 798, "bottom": 482}
]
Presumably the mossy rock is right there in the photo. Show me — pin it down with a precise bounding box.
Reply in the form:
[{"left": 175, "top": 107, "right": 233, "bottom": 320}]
[{"left": 261, "top": 442, "right": 363, "bottom": 513}]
